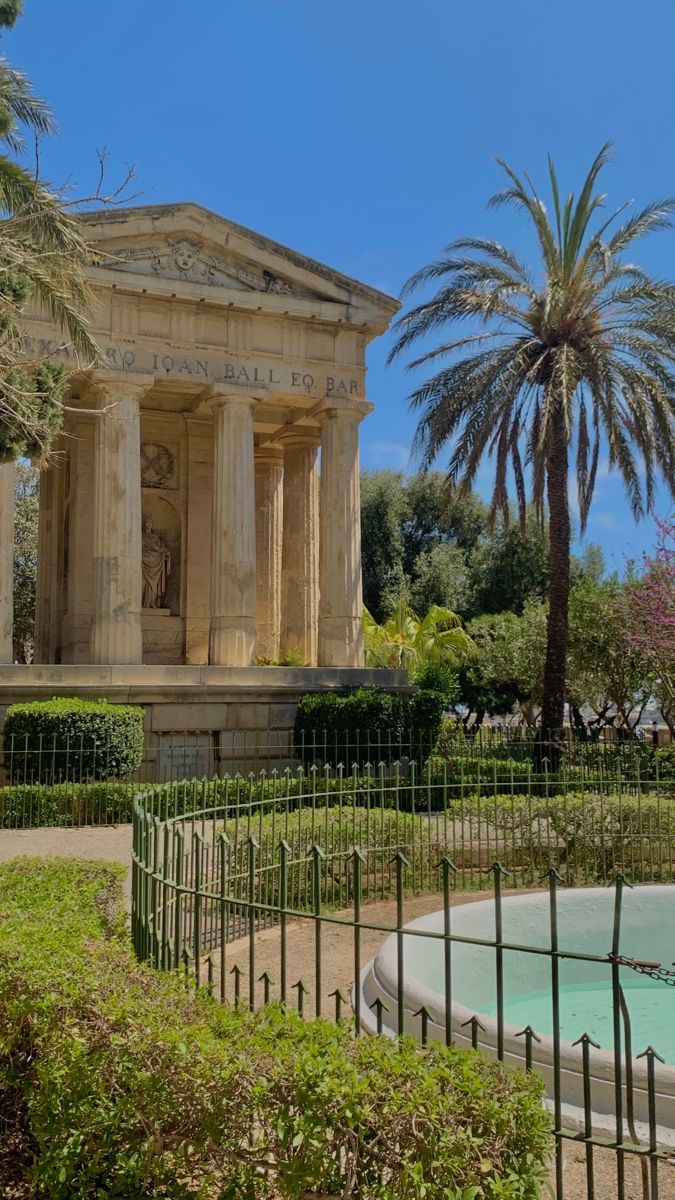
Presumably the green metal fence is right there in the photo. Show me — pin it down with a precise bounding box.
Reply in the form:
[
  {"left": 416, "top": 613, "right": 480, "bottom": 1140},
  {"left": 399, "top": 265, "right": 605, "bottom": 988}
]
[
  {"left": 131, "top": 763, "right": 675, "bottom": 1200},
  {"left": 1, "top": 724, "right": 673, "bottom": 829}
]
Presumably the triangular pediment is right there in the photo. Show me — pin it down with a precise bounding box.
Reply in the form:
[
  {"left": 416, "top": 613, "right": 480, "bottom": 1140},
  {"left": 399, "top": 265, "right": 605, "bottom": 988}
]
[
  {"left": 79, "top": 203, "right": 400, "bottom": 327},
  {"left": 91, "top": 235, "right": 320, "bottom": 299}
]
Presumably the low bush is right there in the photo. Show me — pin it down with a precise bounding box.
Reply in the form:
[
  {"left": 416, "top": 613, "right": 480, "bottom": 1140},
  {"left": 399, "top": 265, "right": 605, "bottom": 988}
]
[
  {"left": 294, "top": 686, "right": 446, "bottom": 767},
  {"left": 0, "top": 859, "right": 549, "bottom": 1198},
  {"left": 3, "top": 697, "right": 145, "bottom": 783},
  {"left": 0, "top": 780, "right": 134, "bottom": 828}
]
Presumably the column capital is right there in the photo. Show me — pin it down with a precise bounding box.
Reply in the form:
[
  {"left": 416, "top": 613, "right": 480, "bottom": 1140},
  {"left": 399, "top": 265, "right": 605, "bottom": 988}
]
[
  {"left": 315, "top": 397, "right": 373, "bottom": 424},
  {"left": 87, "top": 371, "right": 152, "bottom": 405},
  {"left": 254, "top": 442, "right": 284, "bottom": 468},
  {"left": 201, "top": 384, "right": 261, "bottom": 410},
  {"left": 276, "top": 426, "right": 321, "bottom": 449}
]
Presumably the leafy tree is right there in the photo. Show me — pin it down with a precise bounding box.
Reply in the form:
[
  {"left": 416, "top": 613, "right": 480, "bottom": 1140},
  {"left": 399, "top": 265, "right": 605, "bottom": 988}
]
[
  {"left": 410, "top": 541, "right": 471, "bottom": 616},
  {"left": 12, "top": 457, "right": 37, "bottom": 660},
  {"left": 566, "top": 578, "right": 652, "bottom": 733},
  {"left": 389, "top": 145, "right": 675, "bottom": 750},
  {"left": 622, "top": 519, "right": 675, "bottom": 731},
  {"left": 360, "top": 471, "right": 407, "bottom": 621},
  {"left": 0, "top": 1, "right": 96, "bottom": 460},
  {"left": 468, "top": 514, "right": 548, "bottom": 616},
  {"left": 401, "top": 472, "right": 486, "bottom": 573},
  {"left": 572, "top": 542, "right": 605, "bottom": 586},
  {"left": 460, "top": 606, "right": 547, "bottom": 726}
]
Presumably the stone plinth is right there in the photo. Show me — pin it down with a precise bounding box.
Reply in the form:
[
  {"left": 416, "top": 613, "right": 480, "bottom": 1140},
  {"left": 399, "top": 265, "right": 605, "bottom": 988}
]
[{"left": 0, "top": 664, "right": 412, "bottom": 776}]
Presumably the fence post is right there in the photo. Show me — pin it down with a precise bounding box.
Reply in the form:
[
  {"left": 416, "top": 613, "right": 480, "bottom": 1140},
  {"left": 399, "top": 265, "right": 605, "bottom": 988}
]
[
  {"left": 190, "top": 829, "right": 203, "bottom": 987},
  {"left": 573, "top": 1032, "right": 600, "bottom": 1198},
  {"left": 394, "top": 850, "right": 410, "bottom": 1039},
  {"left": 438, "top": 855, "right": 457, "bottom": 1046},
  {"left": 637, "top": 1044, "right": 665, "bottom": 1200},
  {"left": 247, "top": 836, "right": 259, "bottom": 1011},
  {"left": 312, "top": 844, "right": 325, "bottom": 1017},
  {"left": 279, "top": 838, "right": 291, "bottom": 1005},
  {"left": 611, "top": 874, "right": 631, "bottom": 1195},
  {"left": 218, "top": 832, "right": 230, "bottom": 1003},
  {"left": 173, "top": 825, "right": 185, "bottom": 970},
  {"left": 352, "top": 848, "right": 365, "bottom": 1035},
  {"left": 491, "top": 861, "right": 509, "bottom": 1061},
  {"left": 548, "top": 866, "right": 564, "bottom": 1200}
]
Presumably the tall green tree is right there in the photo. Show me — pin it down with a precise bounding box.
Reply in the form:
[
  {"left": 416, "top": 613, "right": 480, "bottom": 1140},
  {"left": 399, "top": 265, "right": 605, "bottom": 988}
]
[
  {"left": 12, "top": 457, "right": 37, "bottom": 659},
  {"left": 390, "top": 146, "right": 675, "bottom": 749},
  {"left": 468, "top": 513, "right": 548, "bottom": 616},
  {"left": 360, "top": 471, "right": 408, "bottom": 620},
  {"left": 0, "top": 0, "right": 96, "bottom": 460}
]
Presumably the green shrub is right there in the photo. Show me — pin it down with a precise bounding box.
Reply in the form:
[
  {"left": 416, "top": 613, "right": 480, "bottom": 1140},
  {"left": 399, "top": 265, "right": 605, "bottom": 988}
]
[
  {"left": 412, "top": 661, "right": 459, "bottom": 706},
  {"left": 3, "top": 697, "right": 145, "bottom": 782},
  {"left": 0, "top": 859, "right": 549, "bottom": 1199},
  {"left": 0, "top": 780, "right": 135, "bottom": 828},
  {"left": 294, "top": 686, "right": 445, "bottom": 767}
]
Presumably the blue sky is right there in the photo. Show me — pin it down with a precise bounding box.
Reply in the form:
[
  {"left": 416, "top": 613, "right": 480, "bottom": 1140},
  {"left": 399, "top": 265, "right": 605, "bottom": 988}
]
[{"left": 10, "top": 0, "right": 675, "bottom": 572}]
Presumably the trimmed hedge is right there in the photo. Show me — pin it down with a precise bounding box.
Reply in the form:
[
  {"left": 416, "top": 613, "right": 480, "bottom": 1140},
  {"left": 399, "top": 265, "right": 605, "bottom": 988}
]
[
  {"left": 0, "top": 859, "right": 549, "bottom": 1198},
  {"left": 3, "top": 697, "right": 145, "bottom": 783},
  {"left": 294, "top": 686, "right": 446, "bottom": 767},
  {"left": 0, "top": 780, "right": 134, "bottom": 828}
]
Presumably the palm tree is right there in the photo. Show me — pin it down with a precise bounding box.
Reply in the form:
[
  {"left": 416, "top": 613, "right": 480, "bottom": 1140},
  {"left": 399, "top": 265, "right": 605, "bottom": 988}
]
[
  {"left": 389, "top": 145, "right": 675, "bottom": 752},
  {"left": 0, "top": 15, "right": 96, "bottom": 459},
  {"left": 364, "top": 600, "right": 474, "bottom": 671}
]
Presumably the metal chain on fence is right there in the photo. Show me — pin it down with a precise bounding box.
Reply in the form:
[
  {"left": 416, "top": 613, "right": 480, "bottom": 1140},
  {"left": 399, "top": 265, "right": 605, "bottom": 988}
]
[{"left": 613, "top": 955, "right": 675, "bottom": 986}]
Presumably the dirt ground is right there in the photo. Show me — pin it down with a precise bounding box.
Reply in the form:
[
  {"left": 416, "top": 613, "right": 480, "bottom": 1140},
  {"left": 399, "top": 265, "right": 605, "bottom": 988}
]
[{"left": 1, "top": 827, "right": 672, "bottom": 1197}]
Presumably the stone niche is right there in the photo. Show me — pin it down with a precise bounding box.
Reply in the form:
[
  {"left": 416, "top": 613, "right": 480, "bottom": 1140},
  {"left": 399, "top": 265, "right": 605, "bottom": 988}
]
[{"left": 141, "top": 493, "right": 183, "bottom": 664}]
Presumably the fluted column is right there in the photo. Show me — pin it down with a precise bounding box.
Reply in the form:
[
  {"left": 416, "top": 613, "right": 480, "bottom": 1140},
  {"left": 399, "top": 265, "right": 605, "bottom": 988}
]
[
  {"left": 280, "top": 431, "right": 319, "bottom": 665},
  {"left": 210, "top": 394, "right": 256, "bottom": 665},
  {"left": 254, "top": 445, "right": 283, "bottom": 661},
  {"left": 317, "top": 399, "right": 371, "bottom": 666},
  {"left": 90, "top": 379, "right": 145, "bottom": 665},
  {"left": 0, "top": 459, "right": 15, "bottom": 663}
]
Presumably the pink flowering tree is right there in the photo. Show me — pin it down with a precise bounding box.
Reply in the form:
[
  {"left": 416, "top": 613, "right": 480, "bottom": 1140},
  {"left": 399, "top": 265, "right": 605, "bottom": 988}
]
[{"left": 623, "top": 519, "right": 675, "bottom": 731}]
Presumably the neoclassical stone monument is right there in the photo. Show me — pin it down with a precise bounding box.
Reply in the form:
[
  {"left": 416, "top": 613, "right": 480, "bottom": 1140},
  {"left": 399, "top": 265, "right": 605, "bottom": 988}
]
[{"left": 0, "top": 204, "right": 406, "bottom": 742}]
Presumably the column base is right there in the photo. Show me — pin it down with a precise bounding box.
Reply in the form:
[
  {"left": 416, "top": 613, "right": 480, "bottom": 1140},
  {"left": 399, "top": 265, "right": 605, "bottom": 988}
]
[
  {"left": 209, "top": 616, "right": 256, "bottom": 666},
  {"left": 90, "top": 614, "right": 143, "bottom": 665},
  {"left": 318, "top": 616, "right": 364, "bottom": 668}
]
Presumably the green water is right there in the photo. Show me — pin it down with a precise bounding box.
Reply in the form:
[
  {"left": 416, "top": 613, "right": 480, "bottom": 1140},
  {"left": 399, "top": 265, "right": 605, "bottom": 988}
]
[{"left": 482, "top": 976, "right": 674, "bottom": 1061}]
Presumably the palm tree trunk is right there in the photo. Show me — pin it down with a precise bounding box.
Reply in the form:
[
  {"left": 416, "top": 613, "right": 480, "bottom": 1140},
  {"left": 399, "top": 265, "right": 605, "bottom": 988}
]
[{"left": 540, "top": 401, "right": 571, "bottom": 766}]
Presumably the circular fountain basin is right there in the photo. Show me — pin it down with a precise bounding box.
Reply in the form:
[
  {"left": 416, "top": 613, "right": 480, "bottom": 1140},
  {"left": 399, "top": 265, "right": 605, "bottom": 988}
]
[{"left": 358, "top": 886, "right": 675, "bottom": 1142}]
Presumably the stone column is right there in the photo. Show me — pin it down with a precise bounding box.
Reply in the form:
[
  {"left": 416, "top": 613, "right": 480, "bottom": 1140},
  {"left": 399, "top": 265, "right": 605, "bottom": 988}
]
[
  {"left": 0, "top": 460, "right": 15, "bottom": 663},
  {"left": 62, "top": 416, "right": 96, "bottom": 662},
  {"left": 279, "top": 431, "right": 319, "bottom": 666},
  {"left": 90, "top": 379, "right": 145, "bottom": 665},
  {"left": 254, "top": 445, "right": 283, "bottom": 662},
  {"left": 317, "top": 399, "right": 371, "bottom": 667},
  {"left": 34, "top": 465, "right": 54, "bottom": 663},
  {"left": 209, "top": 394, "right": 256, "bottom": 665}
]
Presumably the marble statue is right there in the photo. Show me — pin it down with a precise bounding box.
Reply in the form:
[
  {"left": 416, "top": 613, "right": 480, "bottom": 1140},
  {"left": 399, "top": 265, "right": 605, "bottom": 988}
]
[{"left": 142, "top": 517, "right": 171, "bottom": 608}]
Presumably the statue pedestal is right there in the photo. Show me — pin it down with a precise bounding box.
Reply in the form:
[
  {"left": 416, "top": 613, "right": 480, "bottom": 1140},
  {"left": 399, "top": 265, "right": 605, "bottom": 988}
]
[{"left": 142, "top": 607, "right": 171, "bottom": 618}]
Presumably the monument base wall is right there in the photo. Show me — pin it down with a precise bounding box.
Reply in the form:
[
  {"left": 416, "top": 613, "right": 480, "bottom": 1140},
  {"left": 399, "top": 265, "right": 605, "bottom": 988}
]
[{"left": 0, "top": 665, "right": 412, "bottom": 778}]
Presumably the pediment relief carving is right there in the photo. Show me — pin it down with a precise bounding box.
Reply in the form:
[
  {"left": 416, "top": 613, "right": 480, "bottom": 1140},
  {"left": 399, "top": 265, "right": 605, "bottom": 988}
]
[{"left": 91, "top": 237, "right": 324, "bottom": 299}]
